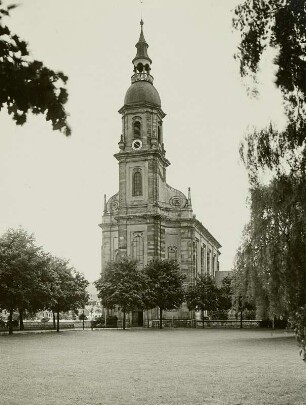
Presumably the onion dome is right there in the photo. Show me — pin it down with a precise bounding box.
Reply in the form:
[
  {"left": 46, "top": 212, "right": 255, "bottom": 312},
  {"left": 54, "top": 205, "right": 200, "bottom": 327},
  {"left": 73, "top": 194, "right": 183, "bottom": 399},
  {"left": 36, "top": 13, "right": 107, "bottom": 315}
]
[
  {"left": 123, "top": 20, "right": 161, "bottom": 107},
  {"left": 124, "top": 81, "right": 161, "bottom": 106}
]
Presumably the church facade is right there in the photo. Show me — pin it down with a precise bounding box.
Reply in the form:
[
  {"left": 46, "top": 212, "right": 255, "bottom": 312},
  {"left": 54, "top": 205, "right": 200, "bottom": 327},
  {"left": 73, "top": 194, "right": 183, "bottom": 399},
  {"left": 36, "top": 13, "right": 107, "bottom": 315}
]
[{"left": 100, "top": 21, "right": 221, "bottom": 326}]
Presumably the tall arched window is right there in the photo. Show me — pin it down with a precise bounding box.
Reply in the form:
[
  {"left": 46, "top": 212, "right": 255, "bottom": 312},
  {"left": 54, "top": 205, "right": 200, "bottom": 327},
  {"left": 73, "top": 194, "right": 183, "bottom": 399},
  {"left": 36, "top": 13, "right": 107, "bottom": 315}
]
[
  {"left": 207, "top": 249, "right": 211, "bottom": 275},
  {"left": 158, "top": 125, "right": 162, "bottom": 144},
  {"left": 212, "top": 254, "right": 216, "bottom": 277},
  {"left": 201, "top": 245, "right": 204, "bottom": 275},
  {"left": 133, "top": 121, "right": 141, "bottom": 138},
  {"left": 132, "top": 169, "right": 142, "bottom": 196},
  {"left": 131, "top": 232, "right": 144, "bottom": 267}
]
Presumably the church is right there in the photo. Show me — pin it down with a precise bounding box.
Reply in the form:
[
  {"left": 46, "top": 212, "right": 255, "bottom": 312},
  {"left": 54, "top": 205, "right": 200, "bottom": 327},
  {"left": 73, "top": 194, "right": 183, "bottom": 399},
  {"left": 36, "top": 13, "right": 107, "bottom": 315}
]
[{"left": 100, "top": 20, "right": 221, "bottom": 326}]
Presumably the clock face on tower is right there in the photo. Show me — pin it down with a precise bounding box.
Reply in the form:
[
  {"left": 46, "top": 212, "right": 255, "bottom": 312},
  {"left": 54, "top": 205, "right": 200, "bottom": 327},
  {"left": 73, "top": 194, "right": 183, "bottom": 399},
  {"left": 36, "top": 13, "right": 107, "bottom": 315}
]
[{"left": 132, "top": 139, "right": 142, "bottom": 150}]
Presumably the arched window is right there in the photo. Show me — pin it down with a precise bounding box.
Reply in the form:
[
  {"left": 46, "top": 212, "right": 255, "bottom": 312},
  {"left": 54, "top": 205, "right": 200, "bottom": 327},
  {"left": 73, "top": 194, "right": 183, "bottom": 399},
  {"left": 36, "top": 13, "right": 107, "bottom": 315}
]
[
  {"left": 158, "top": 125, "right": 162, "bottom": 144},
  {"left": 133, "top": 121, "right": 141, "bottom": 138},
  {"left": 201, "top": 245, "right": 204, "bottom": 275},
  {"left": 212, "top": 254, "right": 216, "bottom": 277},
  {"left": 137, "top": 63, "right": 143, "bottom": 73},
  {"left": 194, "top": 240, "right": 198, "bottom": 274},
  {"left": 132, "top": 169, "right": 142, "bottom": 196},
  {"left": 207, "top": 249, "right": 211, "bottom": 274},
  {"left": 131, "top": 232, "right": 144, "bottom": 267}
]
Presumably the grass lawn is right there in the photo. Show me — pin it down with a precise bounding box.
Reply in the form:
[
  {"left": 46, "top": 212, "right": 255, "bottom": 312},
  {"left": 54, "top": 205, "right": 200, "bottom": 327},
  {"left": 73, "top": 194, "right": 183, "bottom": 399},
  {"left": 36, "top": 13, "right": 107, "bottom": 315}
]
[{"left": 0, "top": 328, "right": 305, "bottom": 405}]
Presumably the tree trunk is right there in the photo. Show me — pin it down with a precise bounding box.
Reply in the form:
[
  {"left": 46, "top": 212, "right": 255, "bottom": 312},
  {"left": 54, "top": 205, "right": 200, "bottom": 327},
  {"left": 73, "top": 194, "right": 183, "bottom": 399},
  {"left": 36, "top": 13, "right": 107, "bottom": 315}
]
[
  {"left": 53, "top": 311, "right": 56, "bottom": 329},
  {"left": 123, "top": 311, "right": 126, "bottom": 330},
  {"left": 8, "top": 309, "right": 13, "bottom": 335},
  {"left": 240, "top": 310, "right": 243, "bottom": 329},
  {"left": 159, "top": 307, "right": 163, "bottom": 329},
  {"left": 202, "top": 310, "right": 205, "bottom": 329},
  {"left": 56, "top": 311, "right": 60, "bottom": 332},
  {"left": 19, "top": 308, "right": 24, "bottom": 330}
]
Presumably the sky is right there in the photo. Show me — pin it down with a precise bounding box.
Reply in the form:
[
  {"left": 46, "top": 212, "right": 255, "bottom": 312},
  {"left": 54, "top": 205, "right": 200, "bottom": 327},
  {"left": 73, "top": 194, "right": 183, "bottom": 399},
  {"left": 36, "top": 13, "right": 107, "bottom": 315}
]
[{"left": 0, "top": 0, "right": 285, "bottom": 282}]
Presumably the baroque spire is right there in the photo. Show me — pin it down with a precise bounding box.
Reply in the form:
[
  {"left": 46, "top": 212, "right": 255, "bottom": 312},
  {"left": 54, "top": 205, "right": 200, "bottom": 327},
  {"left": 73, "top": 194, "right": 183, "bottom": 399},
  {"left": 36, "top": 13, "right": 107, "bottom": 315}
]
[
  {"left": 131, "top": 20, "right": 154, "bottom": 85},
  {"left": 133, "top": 19, "right": 152, "bottom": 63}
]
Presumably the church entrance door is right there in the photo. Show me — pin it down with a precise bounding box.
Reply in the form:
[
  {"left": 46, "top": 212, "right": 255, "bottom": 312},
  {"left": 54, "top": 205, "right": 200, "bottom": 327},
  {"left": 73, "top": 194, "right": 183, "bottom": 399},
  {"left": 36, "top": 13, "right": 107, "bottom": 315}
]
[{"left": 132, "top": 311, "right": 143, "bottom": 327}]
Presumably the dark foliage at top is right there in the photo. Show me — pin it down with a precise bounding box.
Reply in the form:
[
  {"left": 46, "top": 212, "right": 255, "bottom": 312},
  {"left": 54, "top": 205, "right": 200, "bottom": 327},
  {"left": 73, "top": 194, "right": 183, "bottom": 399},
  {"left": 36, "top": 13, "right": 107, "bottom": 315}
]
[{"left": 0, "top": 2, "right": 70, "bottom": 135}]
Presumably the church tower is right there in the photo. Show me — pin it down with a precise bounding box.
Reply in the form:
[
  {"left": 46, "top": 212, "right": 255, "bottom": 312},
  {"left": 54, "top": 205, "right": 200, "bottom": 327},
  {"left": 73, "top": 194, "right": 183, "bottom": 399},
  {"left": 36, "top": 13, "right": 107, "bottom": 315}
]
[{"left": 100, "top": 21, "right": 221, "bottom": 323}]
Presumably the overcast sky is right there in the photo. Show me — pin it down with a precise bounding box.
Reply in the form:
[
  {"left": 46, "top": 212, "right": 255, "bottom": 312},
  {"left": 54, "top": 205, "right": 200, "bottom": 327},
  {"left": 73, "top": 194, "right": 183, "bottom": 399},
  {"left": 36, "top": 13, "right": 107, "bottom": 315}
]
[{"left": 0, "top": 0, "right": 285, "bottom": 282}]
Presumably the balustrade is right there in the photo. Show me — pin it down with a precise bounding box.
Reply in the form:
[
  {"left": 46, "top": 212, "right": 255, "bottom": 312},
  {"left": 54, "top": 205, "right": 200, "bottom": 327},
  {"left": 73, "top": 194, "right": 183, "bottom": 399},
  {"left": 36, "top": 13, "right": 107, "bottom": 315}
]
[{"left": 131, "top": 72, "right": 154, "bottom": 84}]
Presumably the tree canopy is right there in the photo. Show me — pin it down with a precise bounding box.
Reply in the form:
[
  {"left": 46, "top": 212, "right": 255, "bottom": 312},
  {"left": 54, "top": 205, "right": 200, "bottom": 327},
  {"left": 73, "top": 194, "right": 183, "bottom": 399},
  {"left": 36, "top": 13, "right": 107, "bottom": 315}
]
[
  {"left": 0, "top": 228, "right": 48, "bottom": 333},
  {"left": 0, "top": 1, "right": 70, "bottom": 135},
  {"left": 233, "top": 0, "right": 306, "bottom": 113},
  {"left": 234, "top": 0, "right": 305, "bottom": 181},
  {"left": 218, "top": 275, "right": 233, "bottom": 314},
  {"left": 186, "top": 274, "right": 220, "bottom": 327},
  {"left": 233, "top": 0, "right": 306, "bottom": 359},
  {"left": 47, "top": 256, "right": 89, "bottom": 332},
  {"left": 94, "top": 257, "right": 146, "bottom": 330},
  {"left": 0, "top": 227, "right": 89, "bottom": 334},
  {"left": 144, "top": 259, "right": 185, "bottom": 329}
]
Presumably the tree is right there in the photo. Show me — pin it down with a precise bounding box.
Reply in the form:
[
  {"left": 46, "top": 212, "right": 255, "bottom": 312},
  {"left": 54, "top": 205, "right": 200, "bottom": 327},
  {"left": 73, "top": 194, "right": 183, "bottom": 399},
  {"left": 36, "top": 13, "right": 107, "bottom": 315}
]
[
  {"left": 233, "top": 0, "right": 305, "bottom": 122},
  {"left": 233, "top": 179, "right": 305, "bottom": 319},
  {"left": 0, "top": 228, "right": 89, "bottom": 334},
  {"left": 186, "top": 274, "right": 219, "bottom": 328},
  {"left": 216, "top": 275, "right": 234, "bottom": 320},
  {"left": 218, "top": 275, "right": 233, "bottom": 310},
  {"left": 94, "top": 258, "right": 146, "bottom": 330},
  {"left": 144, "top": 259, "right": 185, "bottom": 329},
  {"left": 46, "top": 257, "right": 89, "bottom": 332},
  {"left": 0, "top": 1, "right": 70, "bottom": 135},
  {"left": 233, "top": 0, "right": 306, "bottom": 359},
  {"left": 0, "top": 228, "right": 50, "bottom": 334},
  {"left": 233, "top": 0, "right": 305, "bottom": 182}
]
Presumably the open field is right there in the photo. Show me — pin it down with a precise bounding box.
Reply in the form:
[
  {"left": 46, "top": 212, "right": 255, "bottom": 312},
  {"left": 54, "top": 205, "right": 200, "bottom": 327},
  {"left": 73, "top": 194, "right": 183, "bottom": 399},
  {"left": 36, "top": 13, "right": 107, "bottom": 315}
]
[{"left": 1, "top": 329, "right": 305, "bottom": 405}]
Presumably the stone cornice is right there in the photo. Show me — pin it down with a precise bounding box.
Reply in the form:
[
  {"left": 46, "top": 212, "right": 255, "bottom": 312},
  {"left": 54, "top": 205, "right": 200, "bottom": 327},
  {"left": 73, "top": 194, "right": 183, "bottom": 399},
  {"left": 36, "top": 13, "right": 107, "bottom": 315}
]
[
  {"left": 100, "top": 222, "right": 119, "bottom": 230},
  {"left": 114, "top": 213, "right": 165, "bottom": 222},
  {"left": 118, "top": 103, "right": 166, "bottom": 118},
  {"left": 114, "top": 149, "right": 170, "bottom": 167},
  {"left": 101, "top": 213, "right": 221, "bottom": 249}
]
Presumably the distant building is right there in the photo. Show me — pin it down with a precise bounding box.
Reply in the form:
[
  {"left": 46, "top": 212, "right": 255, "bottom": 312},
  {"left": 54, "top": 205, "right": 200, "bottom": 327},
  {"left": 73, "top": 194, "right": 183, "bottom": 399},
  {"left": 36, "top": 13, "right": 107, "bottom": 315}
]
[{"left": 100, "top": 20, "right": 221, "bottom": 325}]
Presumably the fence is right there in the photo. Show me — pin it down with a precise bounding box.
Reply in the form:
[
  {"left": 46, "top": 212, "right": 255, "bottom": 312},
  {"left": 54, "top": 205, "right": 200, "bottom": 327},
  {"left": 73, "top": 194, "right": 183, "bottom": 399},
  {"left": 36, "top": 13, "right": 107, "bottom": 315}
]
[
  {"left": 150, "top": 319, "right": 196, "bottom": 328},
  {"left": 196, "top": 320, "right": 261, "bottom": 328},
  {"left": 0, "top": 322, "right": 75, "bottom": 332},
  {"left": 149, "top": 319, "right": 261, "bottom": 329},
  {"left": 0, "top": 319, "right": 263, "bottom": 331}
]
